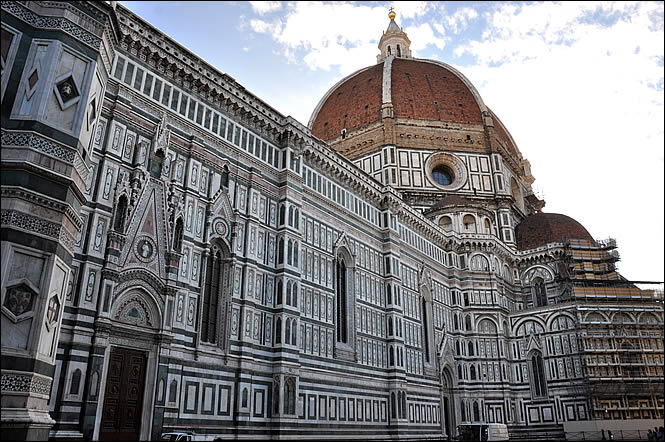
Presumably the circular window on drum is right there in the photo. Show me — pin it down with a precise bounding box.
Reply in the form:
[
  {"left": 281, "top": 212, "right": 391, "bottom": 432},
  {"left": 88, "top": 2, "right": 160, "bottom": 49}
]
[
  {"left": 425, "top": 152, "right": 467, "bottom": 191},
  {"left": 432, "top": 165, "right": 454, "bottom": 186}
]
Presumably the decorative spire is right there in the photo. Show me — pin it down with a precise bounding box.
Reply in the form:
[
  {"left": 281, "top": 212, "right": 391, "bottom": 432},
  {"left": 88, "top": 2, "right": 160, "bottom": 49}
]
[{"left": 377, "top": 8, "right": 412, "bottom": 62}]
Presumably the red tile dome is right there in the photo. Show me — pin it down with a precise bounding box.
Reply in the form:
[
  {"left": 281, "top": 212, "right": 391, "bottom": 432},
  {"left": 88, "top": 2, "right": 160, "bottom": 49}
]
[
  {"left": 309, "top": 57, "right": 485, "bottom": 141},
  {"left": 515, "top": 213, "right": 593, "bottom": 251}
]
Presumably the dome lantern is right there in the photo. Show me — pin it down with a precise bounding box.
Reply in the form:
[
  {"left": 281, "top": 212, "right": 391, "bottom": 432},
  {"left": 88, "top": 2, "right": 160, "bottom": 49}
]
[{"left": 377, "top": 8, "right": 412, "bottom": 62}]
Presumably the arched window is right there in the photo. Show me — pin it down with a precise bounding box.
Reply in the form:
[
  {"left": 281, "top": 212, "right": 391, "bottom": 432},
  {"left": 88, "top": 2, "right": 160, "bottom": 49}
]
[
  {"left": 286, "top": 281, "right": 292, "bottom": 306},
  {"left": 69, "top": 368, "right": 82, "bottom": 395},
  {"left": 277, "top": 238, "right": 284, "bottom": 264},
  {"left": 397, "top": 44, "right": 401, "bottom": 57},
  {"left": 114, "top": 195, "right": 128, "bottom": 232},
  {"left": 275, "top": 317, "right": 282, "bottom": 344},
  {"left": 458, "top": 365, "right": 463, "bottom": 380},
  {"left": 470, "top": 365, "right": 476, "bottom": 380},
  {"left": 386, "top": 284, "right": 392, "bottom": 304},
  {"left": 462, "top": 214, "right": 476, "bottom": 233},
  {"left": 173, "top": 218, "right": 184, "bottom": 252},
  {"left": 294, "top": 209, "right": 300, "bottom": 230},
  {"left": 201, "top": 246, "right": 226, "bottom": 344},
  {"left": 293, "top": 242, "right": 299, "bottom": 268},
  {"left": 279, "top": 204, "right": 286, "bottom": 226},
  {"left": 336, "top": 257, "right": 348, "bottom": 343},
  {"left": 391, "top": 392, "right": 396, "bottom": 418},
  {"left": 291, "top": 320, "right": 297, "bottom": 345},
  {"left": 454, "top": 315, "right": 459, "bottom": 330},
  {"left": 530, "top": 351, "right": 547, "bottom": 398},
  {"left": 388, "top": 317, "right": 394, "bottom": 336},
  {"left": 473, "top": 401, "right": 480, "bottom": 421},
  {"left": 401, "top": 391, "right": 407, "bottom": 419},
  {"left": 288, "top": 206, "right": 294, "bottom": 226},
  {"left": 284, "top": 377, "right": 296, "bottom": 415},
  {"left": 285, "top": 319, "right": 291, "bottom": 345},
  {"left": 390, "top": 346, "right": 395, "bottom": 365},
  {"left": 461, "top": 400, "right": 466, "bottom": 422},
  {"left": 465, "top": 315, "right": 472, "bottom": 331},
  {"left": 242, "top": 387, "right": 249, "bottom": 408},
  {"left": 533, "top": 277, "right": 547, "bottom": 307},
  {"left": 292, "top": 283, "right": 298, "bottom": 308},
  {"left": 421, "top": 296, "right": 430, "bottom": 363},
  {"left": 484, "top": 218, "right": 491, "bottom": 234},
  {"left": 468, "top": 341, "right": 474, "bottom": 356},
  {"left": 169, "top": 379, "right": 177, "bottom": 402},
  {"left": 464, "top": 292, "right": 470, "bottom": 306},
  {"left": 287, "top": 240, "right": 293, "bottom": 265},
  {"left": 387, "top": 45, "right": 392, "bottom": 55},
  {"left": 439, "top": 215, "right": 452, "bottom": 231},
  {"left": 276, "top": 280, "right": 283, "bottom": 305}
]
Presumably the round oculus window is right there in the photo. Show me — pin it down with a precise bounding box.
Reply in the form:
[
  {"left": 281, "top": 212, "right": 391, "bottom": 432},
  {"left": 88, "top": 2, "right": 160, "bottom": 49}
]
[{"left": 432, "top": 166, "right": 454, "bottom": 186}]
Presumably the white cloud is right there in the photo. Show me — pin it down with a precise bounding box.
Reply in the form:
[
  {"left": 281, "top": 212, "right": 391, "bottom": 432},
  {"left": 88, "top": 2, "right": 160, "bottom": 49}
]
[
  {"left": 248, "top": 2, "right": 388, "bottom": 75},
  {"left": 391, "top": 1, "right": 430, "bottom": 20},
  {"left": 405, "top": 23, "right": 446, "bottom": 54},
  {"left": 445, "top": 7, "right": 479, "bottom": 34},
  {"left": 249, "top": 1, "right": 281, "bottom": 15}
]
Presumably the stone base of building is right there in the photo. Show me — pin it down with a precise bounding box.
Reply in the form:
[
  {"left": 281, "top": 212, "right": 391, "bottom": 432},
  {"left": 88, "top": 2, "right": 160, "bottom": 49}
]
[{"left": 1, "top": 407, "right": 55, "bottom": 441}]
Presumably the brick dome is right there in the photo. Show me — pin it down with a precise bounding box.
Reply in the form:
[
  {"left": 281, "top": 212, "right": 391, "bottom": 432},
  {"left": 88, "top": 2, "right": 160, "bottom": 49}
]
[
  {"left": 309, "top": 57, "right": 486, "bottom": 141},
  {"left": 515, "top": 213, "right": 593, "bottom": 251}
]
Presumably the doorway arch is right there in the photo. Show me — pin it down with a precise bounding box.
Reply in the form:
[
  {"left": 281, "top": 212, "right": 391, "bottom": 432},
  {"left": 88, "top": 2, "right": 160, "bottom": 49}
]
[{"left": 441, "top": 366, "right": 456, "bottom": 438}]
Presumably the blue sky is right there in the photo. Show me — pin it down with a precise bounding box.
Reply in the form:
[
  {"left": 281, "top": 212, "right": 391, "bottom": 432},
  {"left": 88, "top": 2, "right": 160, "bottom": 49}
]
[{"left": 120, "top": 1, "right": 664, "bottom": 284}]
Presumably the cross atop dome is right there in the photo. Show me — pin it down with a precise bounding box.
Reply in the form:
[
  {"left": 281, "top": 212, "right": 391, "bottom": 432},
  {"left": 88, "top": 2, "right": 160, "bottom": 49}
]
[{"left": 378, "top": 8, "right": 412, "bottom": 62}]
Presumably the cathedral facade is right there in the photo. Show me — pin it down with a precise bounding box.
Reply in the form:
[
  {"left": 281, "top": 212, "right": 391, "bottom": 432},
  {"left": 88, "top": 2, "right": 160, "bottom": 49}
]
[{"left": 1, "top": 2, "right": 662, "bottom": 440}]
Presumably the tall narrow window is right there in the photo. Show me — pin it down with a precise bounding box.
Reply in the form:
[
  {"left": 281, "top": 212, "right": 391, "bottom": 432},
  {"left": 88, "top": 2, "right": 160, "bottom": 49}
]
[
  {"left": 275, "top": 317, "right": 282, "bottom": 344},
  {"left": 69, "top": 369, "right": 82, "bottom": 395},
  {"left": 533, "top": 278, "right": 548, "bottom": 307},
  {"left": 336, "top": 258, "right": 347, "bottom": 343},
  {"left": 421, "top": 297, "right": 430, "bottom": 363},
  {"left": 284, "top": 377, "right": 296, "bottom": 415},
  {"left": 473, "top": 401, "right": 480, "bottom": 421},
  {"left": 277, "top": 238, "right": 284, "bottom": 264},
  {"left": 114, "top": 195, "right": 128, "bottom": 232},
  {"left": 173, "top": 218, "right": 184, "bottom": 252},
  {"left": 201, "top": 246, "right": 224, "bottom": 344},
  {"left": 530, "top": 351, "right": 547, "bottom": 397}
]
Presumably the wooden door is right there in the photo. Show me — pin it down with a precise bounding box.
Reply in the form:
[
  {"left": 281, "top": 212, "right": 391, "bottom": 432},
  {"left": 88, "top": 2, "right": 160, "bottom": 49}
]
[{"left": 99, "top": 347, "right": 147, "bottom": 441}]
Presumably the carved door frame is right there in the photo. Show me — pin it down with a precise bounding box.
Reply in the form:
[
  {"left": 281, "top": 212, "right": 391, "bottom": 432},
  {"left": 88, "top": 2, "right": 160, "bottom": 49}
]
[{"left": 93, "top": 337, "right": 160, "bottom": 441}]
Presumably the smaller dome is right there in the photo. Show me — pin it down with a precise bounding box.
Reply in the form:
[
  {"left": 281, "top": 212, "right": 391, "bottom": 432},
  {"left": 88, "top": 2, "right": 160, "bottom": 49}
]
[{"left": 515, "top": 213, "right": 593, "bottom": 250}]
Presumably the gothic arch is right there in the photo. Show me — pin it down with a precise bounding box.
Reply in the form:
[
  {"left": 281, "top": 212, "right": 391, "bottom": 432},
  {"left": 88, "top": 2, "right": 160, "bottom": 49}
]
[
  {"left": 111, "top": 287, "right": 163, "bottom": 330},
  {"left": 469, "top": 253, "right": 490, "bottom": 272},
  {"left": 546, "top": 312, "right": 576, "bottom": 330},
  {"left": 522, "top": 265, "right": 554, "bottom": 285},
  {"left": 513, "top": 317, "right": 546, "bottom": 336}
]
